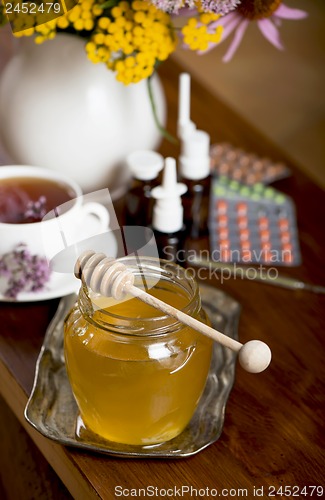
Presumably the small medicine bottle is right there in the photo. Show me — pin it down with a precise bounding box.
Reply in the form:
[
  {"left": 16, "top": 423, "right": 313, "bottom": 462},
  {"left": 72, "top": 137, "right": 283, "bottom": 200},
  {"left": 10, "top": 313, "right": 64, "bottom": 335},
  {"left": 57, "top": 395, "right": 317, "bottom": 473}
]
[
  {"left": 64, "top": 257, "right": 213, "bottom": 446},
  {"left": 151, "top": 157, "right": 187, "bottom": 265},
  {"left": 179, "top": 130, "right": 211, "bottom": 239},
  {"left": 125, "top": 150, "right": 164, "bottom": 227}
]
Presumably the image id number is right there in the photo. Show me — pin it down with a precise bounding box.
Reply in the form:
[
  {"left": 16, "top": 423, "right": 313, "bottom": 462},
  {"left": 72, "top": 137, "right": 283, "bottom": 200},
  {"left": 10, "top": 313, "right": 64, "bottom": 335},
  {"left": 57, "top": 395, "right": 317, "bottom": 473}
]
[
  {"left": 267, "top": 485, "right": 323, "bottom": 496},
  {"left": 5, "top": 2, "right": 62, "bottom": 15}
]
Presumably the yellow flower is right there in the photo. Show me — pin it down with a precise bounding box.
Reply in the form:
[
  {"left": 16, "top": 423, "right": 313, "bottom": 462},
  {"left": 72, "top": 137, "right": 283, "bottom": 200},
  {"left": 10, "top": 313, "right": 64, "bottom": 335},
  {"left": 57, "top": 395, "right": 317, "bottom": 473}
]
[
  {"left": 88, "top": 0, "right": 176, "bottom": 85},
  {"left": 67, "top": 0, "right": 101, "bottom": 32},
  {"left": 57, "top": 17, "right": 69, "bottom": 30},
  {"left": 98, "top": 17, "right": 110, "bottom": 30},
  {"left": 182, "top": 13, "right": 223, "bottom": 52}
]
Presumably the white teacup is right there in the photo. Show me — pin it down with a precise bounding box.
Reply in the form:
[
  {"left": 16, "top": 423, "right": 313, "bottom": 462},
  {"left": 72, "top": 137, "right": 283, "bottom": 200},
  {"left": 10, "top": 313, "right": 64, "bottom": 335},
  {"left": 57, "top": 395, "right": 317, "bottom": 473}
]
[{"left": 0, "top": 166, "right": 110, "bottom": 261}]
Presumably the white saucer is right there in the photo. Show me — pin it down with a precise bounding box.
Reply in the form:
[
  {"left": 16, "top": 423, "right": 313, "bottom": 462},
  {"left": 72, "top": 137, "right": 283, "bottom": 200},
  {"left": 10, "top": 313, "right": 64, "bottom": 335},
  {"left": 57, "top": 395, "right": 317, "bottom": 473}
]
[{"left": 0, "top": 215, "right": 118, "bottom": 303}]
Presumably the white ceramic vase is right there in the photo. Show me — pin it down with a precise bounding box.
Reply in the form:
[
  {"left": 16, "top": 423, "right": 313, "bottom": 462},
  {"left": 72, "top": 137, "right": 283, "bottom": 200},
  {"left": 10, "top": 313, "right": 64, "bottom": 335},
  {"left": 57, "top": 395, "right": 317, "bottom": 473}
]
[{"left": 0, "top": 34, "right": 166, "bottom": 196}]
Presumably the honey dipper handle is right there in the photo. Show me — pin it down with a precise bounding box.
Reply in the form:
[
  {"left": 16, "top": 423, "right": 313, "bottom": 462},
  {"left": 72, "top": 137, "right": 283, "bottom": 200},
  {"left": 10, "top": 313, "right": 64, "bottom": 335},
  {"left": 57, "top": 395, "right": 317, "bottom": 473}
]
[
  {"left": 129, "top": 285, "right": 242, "bottom": 351},
  {"left": 127, "top": 285, "right": 271, "bottom": 374}
]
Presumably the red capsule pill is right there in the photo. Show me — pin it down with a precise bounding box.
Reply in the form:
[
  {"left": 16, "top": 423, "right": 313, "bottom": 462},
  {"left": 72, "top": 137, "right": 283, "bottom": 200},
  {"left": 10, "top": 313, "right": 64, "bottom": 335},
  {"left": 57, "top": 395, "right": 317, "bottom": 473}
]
[
  {"left": 237, "top": 202, "right": 247, "bottom": 216},
  {"left": 218, "top": 215, "right": 228, "bottom": 227},
  {"left": 241, "top": 240, "right": 251, "bottom": 250},
  {"left": 219, "top": 228, "right": 229, "bottom": 240},
  {"left": 237, "top": 216, "right": 248, "bottom": 229},
  {"left": 239, "top": 228, "right": 250, "bottom": 241},
  {"left": 283, "top": 251, "right": 293, "bottom": 264},
  {"left": 278, "top": 218, "right": 289, "bottom": 231},
  {"left": 280, "top": 231, "right": 291, "bottom": 244},
  {"left": 216, "top": 200, "right": 228, "bottom": 214},
  {"left": 220, "top": 239, "right": 230, "bottom": 249},
  {"left": 258, "top": 217, "right": 269, "bottom": 230},
  {"left": 260, "top": 229, "right": 270, "bottom": 242}
]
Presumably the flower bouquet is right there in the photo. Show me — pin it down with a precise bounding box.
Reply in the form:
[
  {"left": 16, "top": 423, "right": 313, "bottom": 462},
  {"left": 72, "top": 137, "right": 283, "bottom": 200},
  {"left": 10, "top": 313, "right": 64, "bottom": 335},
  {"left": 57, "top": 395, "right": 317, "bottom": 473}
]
[{"left": 0, "top": 0, "right": 307, "bottom": 86}]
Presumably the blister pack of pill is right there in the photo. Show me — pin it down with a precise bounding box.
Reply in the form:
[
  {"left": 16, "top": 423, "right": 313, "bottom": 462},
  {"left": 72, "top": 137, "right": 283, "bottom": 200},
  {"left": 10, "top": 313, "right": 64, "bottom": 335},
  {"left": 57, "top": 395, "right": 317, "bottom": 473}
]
[
  {"left": 210, "top": 143, "right": 290, "bottom": 185},
  {"left": 209, "top": 177, "right": 301, "bottom": 266}
]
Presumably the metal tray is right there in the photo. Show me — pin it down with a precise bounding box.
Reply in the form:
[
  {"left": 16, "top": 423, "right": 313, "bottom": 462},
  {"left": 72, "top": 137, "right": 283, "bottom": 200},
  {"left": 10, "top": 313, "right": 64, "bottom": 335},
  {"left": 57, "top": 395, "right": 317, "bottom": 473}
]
[{"left": 25, "top": 285, "right": 240, "bottom": 458}]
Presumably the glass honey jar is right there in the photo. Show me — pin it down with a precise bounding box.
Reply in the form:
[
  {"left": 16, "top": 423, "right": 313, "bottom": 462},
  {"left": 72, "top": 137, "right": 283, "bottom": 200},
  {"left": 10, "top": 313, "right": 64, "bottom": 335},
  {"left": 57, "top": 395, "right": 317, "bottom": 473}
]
[{"left": 64, "top": 257, "right": 213, "bottom": 446}]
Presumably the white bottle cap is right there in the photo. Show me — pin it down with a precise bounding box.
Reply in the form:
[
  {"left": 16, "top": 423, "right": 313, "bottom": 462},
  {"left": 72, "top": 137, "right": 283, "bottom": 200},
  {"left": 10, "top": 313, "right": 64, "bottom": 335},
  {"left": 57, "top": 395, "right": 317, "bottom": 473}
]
[
  {"left": 126, "top": 150, "right": 164, "bottom": 181},
  {"left": 179, "top": 129, "right": 211, "bottom": 180},
  {"left": 151, "top": 157, "right": 187, "bottom": 234},
  {"left": 177, "top": 73, "right": 196, "bottom": 139}
]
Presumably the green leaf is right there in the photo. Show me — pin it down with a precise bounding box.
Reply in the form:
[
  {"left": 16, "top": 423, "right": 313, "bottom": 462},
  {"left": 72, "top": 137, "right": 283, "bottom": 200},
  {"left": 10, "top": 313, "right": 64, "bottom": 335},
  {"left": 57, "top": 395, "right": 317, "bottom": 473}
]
[{"left": 100, "top": 0, "right": 120, "bottom": 9}]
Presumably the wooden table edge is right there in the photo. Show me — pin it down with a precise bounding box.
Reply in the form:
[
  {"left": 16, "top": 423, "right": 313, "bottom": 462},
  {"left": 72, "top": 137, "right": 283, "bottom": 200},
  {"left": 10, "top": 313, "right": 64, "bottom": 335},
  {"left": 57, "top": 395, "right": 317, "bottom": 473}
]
[{"left": 0, "top": 356, "right": 99, "bottom": 499}]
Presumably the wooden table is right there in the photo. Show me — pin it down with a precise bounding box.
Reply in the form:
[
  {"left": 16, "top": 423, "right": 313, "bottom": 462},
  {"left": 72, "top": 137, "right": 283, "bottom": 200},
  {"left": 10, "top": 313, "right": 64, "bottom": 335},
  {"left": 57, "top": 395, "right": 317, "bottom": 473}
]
[{"left": 0, "top": 57, "right": 324, "bottom": 499}]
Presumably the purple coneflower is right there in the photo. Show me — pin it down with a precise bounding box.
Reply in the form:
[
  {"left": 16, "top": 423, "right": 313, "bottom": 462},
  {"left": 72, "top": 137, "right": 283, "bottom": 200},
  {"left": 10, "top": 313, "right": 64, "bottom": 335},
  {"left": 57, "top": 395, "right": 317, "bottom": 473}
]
[{"left": 201, "top": 0, "right": 308, "bottom": 61}]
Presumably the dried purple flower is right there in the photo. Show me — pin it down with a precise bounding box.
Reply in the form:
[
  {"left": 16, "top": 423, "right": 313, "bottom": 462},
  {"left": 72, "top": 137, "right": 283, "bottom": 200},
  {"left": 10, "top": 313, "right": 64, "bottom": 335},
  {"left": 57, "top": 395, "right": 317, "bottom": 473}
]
[
  {"left": 150, "top": 0, "right": 194, "bottom": 14},
  {"left": 24, "top": 195, "right": 47, "bottom": 222},
  {"left": 149, "top": 0, "right": 240, "bottom": 14},
  {"left": 0, "top": 258, "right": 9, "bottom": 277},
  {"left": 0, "top": 243, "right": 51, "bottom": 299},
  {"left": 200, "top": 0, "right": 241, "bottom": 15}
]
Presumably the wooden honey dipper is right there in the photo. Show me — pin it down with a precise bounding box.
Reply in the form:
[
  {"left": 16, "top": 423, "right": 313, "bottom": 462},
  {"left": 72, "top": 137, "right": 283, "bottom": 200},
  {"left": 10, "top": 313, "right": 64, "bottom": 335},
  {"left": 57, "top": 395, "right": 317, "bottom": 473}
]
[{"left": 75, "top": 251, "right": 272, "bottom": 373}]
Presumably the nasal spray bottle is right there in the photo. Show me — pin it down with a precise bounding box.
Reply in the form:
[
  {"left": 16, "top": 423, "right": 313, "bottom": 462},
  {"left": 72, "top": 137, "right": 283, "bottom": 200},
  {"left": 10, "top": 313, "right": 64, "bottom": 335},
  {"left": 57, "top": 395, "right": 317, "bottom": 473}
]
[
  {"left": 151, "top": 157, "right": 187, "bottom": 265},
  {"left": 178, "top": 73, "right": 211, "bottom": 238}
]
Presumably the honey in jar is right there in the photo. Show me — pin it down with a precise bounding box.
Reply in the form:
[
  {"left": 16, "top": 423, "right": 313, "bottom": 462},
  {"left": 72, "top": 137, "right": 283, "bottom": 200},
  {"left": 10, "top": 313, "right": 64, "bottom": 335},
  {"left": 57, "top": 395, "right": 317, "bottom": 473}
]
[{"left": 64, "top": 258, "right": 213, "bottom": 446}]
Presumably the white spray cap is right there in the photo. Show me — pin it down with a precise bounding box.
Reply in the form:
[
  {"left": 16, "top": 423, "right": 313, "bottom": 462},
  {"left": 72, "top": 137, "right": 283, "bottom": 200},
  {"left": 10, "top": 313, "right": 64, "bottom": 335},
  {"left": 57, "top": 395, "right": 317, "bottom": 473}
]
[
  {"left": 151, "top": 157, "right": 187, "bottom": 234},
  {"left": 126, "top": 150, "right": 164, "bottom": 181},
  {"left": 179, "top": 129, "right": 210, "bottom": 180},
  {"left": 178, "top": 73, "right": 196, "bottom": 139}
]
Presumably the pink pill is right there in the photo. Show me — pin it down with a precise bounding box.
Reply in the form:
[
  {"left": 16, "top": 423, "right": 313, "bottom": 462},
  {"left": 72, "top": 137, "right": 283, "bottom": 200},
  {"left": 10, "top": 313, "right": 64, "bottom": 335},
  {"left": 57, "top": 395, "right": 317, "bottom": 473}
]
[
  {"left": 247, "top": 173, "right": 259, "bottom": 185},
  {"left": 219, "top": 162, "right": 231, "bottom": 175},
  {"left": 233, "top": 169, "right": 243, "bottom": 180}
]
